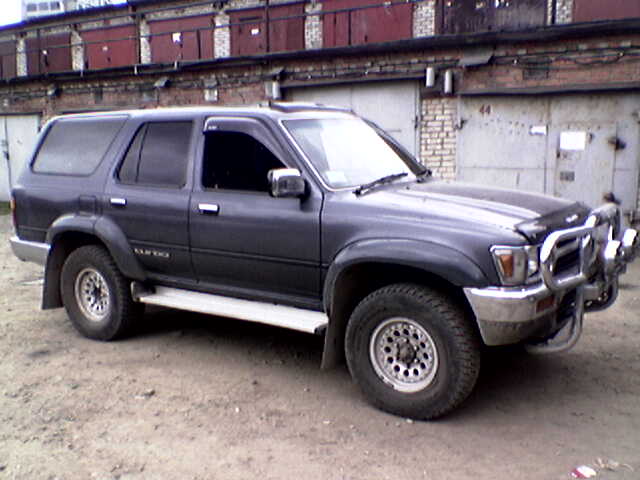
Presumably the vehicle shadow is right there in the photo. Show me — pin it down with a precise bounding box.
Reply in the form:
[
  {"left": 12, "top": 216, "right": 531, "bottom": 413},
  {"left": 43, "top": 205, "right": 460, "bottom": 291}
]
[{"left": 134, "top": 305, "right": 327, "bottom": 369}]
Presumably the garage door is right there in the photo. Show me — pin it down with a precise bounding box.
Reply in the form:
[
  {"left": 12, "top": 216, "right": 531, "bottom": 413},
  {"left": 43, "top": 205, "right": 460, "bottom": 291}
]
[
  {"left": 1, "top": 115, "right": 40, "bottom": 201},
  {"left": 457, "top": 95, "right": 638, "bottom": 211},
  {"left": 285, "top": 81, "right": 419, "bottom": 155}
]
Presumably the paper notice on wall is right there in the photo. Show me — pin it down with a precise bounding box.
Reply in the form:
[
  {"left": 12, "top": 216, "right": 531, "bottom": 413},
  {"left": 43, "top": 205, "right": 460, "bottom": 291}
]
[
  {"left": 529, "top": 125, "right": 547, "bottom": 136},
  {"left": 560, "top": 131, "right": 587, "bottom": 151}
]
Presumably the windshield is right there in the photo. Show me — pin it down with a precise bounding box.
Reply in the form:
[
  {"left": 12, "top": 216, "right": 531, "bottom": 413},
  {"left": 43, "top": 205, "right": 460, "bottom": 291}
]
[{"left": 284, "top": 118, "right": 416, "bottom": 189}]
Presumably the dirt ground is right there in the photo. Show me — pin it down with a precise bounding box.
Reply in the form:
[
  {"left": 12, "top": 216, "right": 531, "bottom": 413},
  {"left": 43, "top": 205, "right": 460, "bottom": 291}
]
[{"left": 1, "top": 212, "right": 639, "bottom": 480}]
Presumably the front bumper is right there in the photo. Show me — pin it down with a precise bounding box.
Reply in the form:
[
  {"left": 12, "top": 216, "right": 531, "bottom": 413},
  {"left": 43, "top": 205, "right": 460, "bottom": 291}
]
[{"left": 465, "top": 204, "right": 639, "bottom": 352}]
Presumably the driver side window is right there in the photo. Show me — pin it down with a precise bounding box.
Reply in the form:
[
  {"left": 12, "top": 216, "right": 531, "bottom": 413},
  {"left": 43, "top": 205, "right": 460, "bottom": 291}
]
[{"left": 202, "top": 131, "right": 285, "bottom": 192}]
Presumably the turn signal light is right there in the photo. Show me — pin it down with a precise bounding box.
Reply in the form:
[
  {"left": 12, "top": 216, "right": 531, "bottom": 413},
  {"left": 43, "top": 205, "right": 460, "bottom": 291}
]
[{"left": 494, "top": 251, "right": 515, "bottom": 278}]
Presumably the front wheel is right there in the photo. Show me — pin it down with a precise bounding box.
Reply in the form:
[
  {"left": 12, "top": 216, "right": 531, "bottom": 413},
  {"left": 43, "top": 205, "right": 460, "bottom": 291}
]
[{"left": 345, "top": 284, "right": 481, "bottom": 420}]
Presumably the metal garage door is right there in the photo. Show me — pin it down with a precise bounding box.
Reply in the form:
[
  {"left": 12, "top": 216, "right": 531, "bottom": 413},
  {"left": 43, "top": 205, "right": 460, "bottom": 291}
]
[
  {"left": 1, "top": 115, "right": 40, "bottom": 201},
  {"left": 285, "top": 81, "right": 419, "bottom": 155},
  {"left": 457, "top": 94, "right": 638, "bottom": 211}
]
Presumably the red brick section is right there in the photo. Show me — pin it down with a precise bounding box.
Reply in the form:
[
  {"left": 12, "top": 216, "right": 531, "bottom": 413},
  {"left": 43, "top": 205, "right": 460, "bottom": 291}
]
[
  {"left": 462, "top": 34, "right": 640, "bottom": 93},
  {"left": 2, "top": 31, "right": 640, "bottom": 119}
]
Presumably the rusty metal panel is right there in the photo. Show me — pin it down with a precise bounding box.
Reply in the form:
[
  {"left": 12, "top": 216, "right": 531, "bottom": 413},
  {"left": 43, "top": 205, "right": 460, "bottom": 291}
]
[
  {"left": 573, "top": 0, "right": 640, "bottom": 22},
  {"left": 351, "top": 1, "right": 412, "bottom": 45},
  {"left": 230, "top": 8, "right": 266, "bottom": 56},
  {"left": 83, "top": 25, "right": 137, "bottom": 70},
  {"left": 0, "top": 41, "right": 16, "bottom": 80},
  {"left": 149, "top": 15, "right": 214, "bottom": 63},
  {"left": 268, "top": 3, "right": 304, "bottom": 53},
  {"left": 230, "top": 4, "right": 303, "bottom": 56},
  {"left": 443, "top": 0, "right": 545, "bottom": 35},
  {"left": 26, "top": 33, "right": 72, "bottom": 76},
  {"left": 493, "top": 0, "right": 546, "bottom": 29},
  {"left": 322, "top": 0, "right": 412, "bottom": 48}
]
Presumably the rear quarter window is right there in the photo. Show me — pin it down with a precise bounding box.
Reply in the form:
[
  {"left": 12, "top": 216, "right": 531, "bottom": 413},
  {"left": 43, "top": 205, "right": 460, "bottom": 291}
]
[{"left": 32, "top": 116, "right": 127, "bottom": 175}]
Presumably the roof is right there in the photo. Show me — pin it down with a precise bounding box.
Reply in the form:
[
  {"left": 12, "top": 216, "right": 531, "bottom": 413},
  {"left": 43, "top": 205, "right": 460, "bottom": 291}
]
[{"left": 48, "top": 102, "right": 356, "bottom": 123}]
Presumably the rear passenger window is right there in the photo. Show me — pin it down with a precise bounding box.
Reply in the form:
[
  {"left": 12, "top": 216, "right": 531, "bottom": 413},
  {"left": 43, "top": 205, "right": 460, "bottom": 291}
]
[
  {"left": 32, "top": 116, "right": 126, "bottom": 175},
  {"left": 118, "top": 122, "right": 192, "bottom": 187}
]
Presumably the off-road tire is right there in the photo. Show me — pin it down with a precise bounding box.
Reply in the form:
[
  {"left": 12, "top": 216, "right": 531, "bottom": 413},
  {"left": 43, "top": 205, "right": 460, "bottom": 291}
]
[
  {"left": 345, "top": 283, "right": 481, "bottom": 420},
  {"left": 60, "top": 245, "right": 141, "bottom": 340}
]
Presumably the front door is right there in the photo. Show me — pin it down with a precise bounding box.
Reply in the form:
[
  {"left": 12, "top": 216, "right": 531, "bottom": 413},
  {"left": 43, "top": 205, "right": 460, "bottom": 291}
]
[{"left": 189, "top": 117, "right": 322, "bottom": 305}]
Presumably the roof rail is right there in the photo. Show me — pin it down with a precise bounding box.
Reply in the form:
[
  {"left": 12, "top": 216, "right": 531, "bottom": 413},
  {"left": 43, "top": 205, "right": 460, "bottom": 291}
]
[{"left": 259, "top": 101, "right": 354, "bottom": 114}]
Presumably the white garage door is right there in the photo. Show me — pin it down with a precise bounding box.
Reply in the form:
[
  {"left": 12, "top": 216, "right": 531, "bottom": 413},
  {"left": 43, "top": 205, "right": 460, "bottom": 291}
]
[
  {"left": 285, "top": 81, "right": 419, "bottom": 156},
  {"left": 1, "top": 115, "right": 41, "bottom": 201},
  {"left": 457, "top": 95, "right": 638, "bottom": 211}
]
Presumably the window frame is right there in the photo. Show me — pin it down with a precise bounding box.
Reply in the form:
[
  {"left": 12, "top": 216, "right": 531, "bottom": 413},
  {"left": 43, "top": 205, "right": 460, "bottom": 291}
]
[
  {"left": 116, "top": 120, "right": 194, "bottom": 189},
  {"left": 30, "top": 115, "right": 127, "bottom": 177},
  {"left": 198, "top": 116, "right": 293, "bottom": 195}
]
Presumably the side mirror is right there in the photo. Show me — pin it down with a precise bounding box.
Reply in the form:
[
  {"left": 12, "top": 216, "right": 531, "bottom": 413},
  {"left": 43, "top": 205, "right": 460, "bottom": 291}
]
[{"left": 268, "top": 168, "right": 306, "bottom": 198}]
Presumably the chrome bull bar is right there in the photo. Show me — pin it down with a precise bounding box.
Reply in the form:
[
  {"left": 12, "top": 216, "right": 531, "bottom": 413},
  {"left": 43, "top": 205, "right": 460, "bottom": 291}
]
[
  {"left": 527, "top": 203, "right": 638, "bottom": 354},
  {"left": 540, "top": 203, "right": 639, "bottom": 294}
]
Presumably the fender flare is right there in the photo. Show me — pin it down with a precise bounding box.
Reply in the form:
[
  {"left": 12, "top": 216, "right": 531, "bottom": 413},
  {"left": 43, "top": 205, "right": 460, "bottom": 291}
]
[
  {"left": 42, "top": 214, "right": 145, "bottom": 309},
  {"left": 323, "top": 238, "right": 489, "bottom": 315},
  {"left": 320, "top": 238, "right": 489, "bottom": 369}
]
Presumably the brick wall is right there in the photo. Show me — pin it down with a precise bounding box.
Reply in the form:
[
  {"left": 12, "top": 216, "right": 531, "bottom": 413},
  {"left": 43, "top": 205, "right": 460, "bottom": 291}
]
[
  {"left": 462, "top": 34, "right": 640, "bottom": 94},
  {"left": 214, "top": 13, "right": 230, "bottom": 58},
  {"left": 139, "top": 19, "right": 152, "bottom": 64},
  {"left": 413, "top": 0, "right": 436, "bottom": 38},
  {"left": 555, "top": 0, "right": 573, "bottom": 24},
  {"left": 419, "top": 97, "right": 457, "bottom": 180},
  {"left": 304, "top": 2, "right": 322, "bottom": 50}
]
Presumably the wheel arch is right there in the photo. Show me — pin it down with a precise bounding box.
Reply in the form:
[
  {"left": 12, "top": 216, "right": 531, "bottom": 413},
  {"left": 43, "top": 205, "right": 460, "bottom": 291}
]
[
  {"left": 320, "top": 239, "right": 488, "bottom": 369},
  {"left": 42, "top": 215, "right": 145, "bottom": 309}
]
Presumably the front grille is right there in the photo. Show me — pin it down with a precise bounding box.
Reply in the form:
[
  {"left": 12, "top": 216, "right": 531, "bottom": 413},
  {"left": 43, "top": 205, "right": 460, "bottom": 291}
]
[{"left": 555, "top": 247, "right": 580, "bottom": 276}]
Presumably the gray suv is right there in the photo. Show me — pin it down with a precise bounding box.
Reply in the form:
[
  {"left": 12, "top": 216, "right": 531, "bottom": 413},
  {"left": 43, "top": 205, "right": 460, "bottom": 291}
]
[{"left": 9, "top": 103, "right": 638, "bottom": 419}]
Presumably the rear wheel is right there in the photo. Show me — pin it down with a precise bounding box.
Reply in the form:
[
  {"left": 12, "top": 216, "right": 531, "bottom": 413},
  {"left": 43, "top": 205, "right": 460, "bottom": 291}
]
[
  {"left": 61, "top": 245, "right": 141, "bottom": 340},
  {"left": 345, "top": 284, "right": 481, "bottom": 420}
]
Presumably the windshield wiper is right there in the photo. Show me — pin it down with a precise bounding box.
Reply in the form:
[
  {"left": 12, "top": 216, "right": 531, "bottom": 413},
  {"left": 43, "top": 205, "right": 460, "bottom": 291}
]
[{"left": 354, "top": 172, "right": 408, "bottom": 196}]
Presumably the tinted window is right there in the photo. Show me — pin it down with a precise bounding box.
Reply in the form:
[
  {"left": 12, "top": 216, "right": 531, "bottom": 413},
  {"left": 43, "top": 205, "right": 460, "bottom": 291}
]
[
  {"left": 118, "top": 125, "right": 145, "bottom": 184},
  {"left": 118, "top": 122, "right": 192, "bottom": 187},
  {"left": 202, "top": 131, "right": 285, "bottom": 192},
  {"left": 33, "top": 116, "right": 126, "bottom": 175}
]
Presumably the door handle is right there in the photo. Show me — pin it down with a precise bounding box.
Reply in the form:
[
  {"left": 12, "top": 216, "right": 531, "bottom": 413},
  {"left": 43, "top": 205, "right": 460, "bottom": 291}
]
[
  {"left": 110, "top": 197, "right": 127, "bottom": 207},
  {"left": 198, "top": 203, "right": 220, "bottom": 215}
]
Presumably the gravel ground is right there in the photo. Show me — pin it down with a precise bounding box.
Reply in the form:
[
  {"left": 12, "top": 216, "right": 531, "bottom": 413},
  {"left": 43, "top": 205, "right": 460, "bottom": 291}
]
[{"left": 1, "top": 212, "right": 639, "bottom": 480}]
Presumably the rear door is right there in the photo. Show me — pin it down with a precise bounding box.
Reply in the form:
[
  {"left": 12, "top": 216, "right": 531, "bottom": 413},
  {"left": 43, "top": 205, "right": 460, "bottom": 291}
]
[
  {"left": 104, "top": 119, "right": 196, "bottom": 281},
  {"left": 189, "top": 117, "right": 322, "bottom": 305}
]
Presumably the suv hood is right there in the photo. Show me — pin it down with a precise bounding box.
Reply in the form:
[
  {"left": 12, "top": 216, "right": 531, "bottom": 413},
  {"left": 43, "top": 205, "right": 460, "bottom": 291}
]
[{"left": 364, "top": 180, "right": 590, "bottom": 242}]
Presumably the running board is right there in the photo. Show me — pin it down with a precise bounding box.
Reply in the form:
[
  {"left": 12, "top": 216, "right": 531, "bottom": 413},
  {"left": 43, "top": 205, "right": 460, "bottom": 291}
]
[{"left": 133, "top": 285, "right": 328, "bottom": 335}]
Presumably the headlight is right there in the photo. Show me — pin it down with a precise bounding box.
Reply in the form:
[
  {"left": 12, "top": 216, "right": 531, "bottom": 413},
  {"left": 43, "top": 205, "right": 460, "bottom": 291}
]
[{"left": 491, "top": 245, "right": 540, "bottom": 286}]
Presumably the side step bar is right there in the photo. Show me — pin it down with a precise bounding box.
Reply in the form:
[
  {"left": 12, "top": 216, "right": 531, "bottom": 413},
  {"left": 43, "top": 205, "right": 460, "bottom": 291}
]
[{"left": 132, "top": 285, "right": 328, "bottom": 335}]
